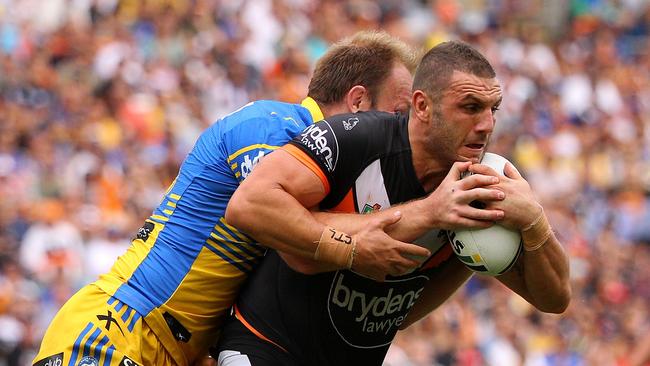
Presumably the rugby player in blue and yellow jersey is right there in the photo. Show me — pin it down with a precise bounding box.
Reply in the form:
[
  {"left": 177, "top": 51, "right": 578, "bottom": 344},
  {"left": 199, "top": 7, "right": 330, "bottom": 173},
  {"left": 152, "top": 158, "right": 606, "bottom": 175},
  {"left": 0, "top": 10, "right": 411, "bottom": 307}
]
[{"left": 33, "top": 31, "right": 431, "bottom": 366}]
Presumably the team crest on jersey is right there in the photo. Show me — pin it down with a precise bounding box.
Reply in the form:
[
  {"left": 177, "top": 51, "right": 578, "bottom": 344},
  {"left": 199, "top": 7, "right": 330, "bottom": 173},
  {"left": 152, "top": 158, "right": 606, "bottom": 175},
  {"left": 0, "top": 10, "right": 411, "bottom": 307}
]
[
  {"left": 33, "top": 353, "right": 63, "bottom": 366},
  {"left": 342, "top": 117, "right": 359, "bottom": 130},
  {"left": 299, "top": 122, "right": 339, "bottom": 172},
  {"left": 78, "top": 356, "right": 99, "bottom": 366},
  {"left": 362, "top": 203, "right": 381, "bottom": 214}
]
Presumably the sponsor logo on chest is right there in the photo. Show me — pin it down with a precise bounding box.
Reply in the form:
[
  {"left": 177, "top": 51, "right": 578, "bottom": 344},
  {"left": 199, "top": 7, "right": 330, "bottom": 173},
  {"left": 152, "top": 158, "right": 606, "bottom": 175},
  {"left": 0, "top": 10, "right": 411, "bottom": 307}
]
[{"left": 327, "top": 271, "right": 429, "bottom": 348}]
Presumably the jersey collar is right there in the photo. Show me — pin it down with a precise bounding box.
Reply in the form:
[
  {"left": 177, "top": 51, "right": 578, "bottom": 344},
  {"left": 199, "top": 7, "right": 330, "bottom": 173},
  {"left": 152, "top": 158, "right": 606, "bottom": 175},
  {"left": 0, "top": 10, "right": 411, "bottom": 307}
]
[{"left": 300, "top": 97, "right": 324, "bottom": 123}]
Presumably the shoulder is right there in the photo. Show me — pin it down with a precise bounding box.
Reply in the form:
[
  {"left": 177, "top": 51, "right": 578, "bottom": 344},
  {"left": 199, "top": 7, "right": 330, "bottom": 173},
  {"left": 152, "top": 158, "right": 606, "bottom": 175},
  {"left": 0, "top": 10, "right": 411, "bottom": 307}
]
[
  {"left": 287, "top": 111, "right": 405, "bottom": 177},
  {"left": 188, "top": 100, "right": 313, "bottom": 173},
  {"left": 205, "top": 100, "right": 313, "bottom": 146},
  {"left": 320, "top": 111, "right": 407, "bottom": 154},
  {"left": 300, "top": 111, "right": 402, "bottom": 153},
  {"left": 219, "top": 100, "right": 312, "bottom": 130},
  {"left": 324, "top": 111, "right": 402, "bottom": 134}
]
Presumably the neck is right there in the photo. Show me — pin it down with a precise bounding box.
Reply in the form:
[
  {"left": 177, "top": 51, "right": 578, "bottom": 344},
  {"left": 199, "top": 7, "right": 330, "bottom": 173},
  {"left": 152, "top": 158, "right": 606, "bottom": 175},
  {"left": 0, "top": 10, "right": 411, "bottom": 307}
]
[
  {"left": 408, "top": 118, "right": 449, "bottom": 192},
  {"left": 318, "top": 102, "right": 350, "bottom": 119}
]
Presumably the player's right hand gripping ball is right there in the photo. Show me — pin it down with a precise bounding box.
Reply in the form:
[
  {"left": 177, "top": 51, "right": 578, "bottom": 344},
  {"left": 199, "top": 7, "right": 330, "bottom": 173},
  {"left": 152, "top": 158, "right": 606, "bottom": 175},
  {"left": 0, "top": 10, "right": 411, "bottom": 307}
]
[{"left": 448, "top": 153, "right": 522, "bottom": 276}]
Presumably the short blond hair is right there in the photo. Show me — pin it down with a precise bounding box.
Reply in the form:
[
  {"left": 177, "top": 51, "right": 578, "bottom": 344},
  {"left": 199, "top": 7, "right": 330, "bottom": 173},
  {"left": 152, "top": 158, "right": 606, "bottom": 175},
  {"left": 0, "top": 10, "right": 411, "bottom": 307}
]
[{"left": 307, "top": 30, "right": 420, "bottom": 106}]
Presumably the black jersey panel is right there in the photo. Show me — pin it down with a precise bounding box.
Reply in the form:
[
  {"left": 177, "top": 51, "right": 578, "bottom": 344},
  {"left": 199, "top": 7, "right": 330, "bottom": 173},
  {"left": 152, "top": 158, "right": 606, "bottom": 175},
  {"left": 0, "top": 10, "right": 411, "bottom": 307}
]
[
  {"left": 234, "top": 111, "right": 446, "bottom": 366},
  {"left": 287, "top": 111, "right": 409, "bottom": 208}
]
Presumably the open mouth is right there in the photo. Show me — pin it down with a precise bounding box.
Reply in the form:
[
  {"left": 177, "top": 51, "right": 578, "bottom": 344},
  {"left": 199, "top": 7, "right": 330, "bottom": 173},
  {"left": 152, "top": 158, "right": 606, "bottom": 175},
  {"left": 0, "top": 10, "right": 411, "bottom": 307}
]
[
  {"left": 465, "top": 143, "right": 485, "bottom": 150},
  {"left": 461, "top": 143, "right": 486, "bottom": 162}
]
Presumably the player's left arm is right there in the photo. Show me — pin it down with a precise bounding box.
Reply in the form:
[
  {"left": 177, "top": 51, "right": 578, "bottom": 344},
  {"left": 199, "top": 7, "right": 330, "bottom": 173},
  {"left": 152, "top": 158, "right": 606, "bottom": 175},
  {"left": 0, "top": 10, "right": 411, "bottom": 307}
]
[
  {"left": 496, "top": 226, "right": 571, "bottom": 313},
  {"left": 398, "top": 256, "right": 473, "bottom": 329},
  {"left": 476, "top": 162, "right": 571, "bottom": 314}
]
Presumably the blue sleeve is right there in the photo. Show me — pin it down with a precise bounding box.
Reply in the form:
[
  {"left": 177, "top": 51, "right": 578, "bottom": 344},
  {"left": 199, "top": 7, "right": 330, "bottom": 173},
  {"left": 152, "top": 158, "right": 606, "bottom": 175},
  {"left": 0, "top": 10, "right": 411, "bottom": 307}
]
[{"left": 223, "top": 102, "right": 314, "bottom": 183}]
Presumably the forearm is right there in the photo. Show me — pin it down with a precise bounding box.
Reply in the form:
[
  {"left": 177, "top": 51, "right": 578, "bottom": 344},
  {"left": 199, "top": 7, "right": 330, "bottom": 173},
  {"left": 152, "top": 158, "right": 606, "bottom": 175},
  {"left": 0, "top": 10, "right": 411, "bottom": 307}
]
[
  {"left": 230, "top": 157, "right": 506, "bottom": 274},
  {"left": 280, "top": 209, "right": 412, "bottom": 274},
  {"left": 296, "top": 201, "right": 444, "bottom": 274},
  {"left": 283, "top": 204, "right": 436, "bottom": 274},
  {"left": 518, "top": 232, "right": 571, "bottom": 312},
  {"left": 313, "top": 200, "right": 435, "bottom": 242},
  {"left": 227, "top": 186, "right": 325, "bottom": 259},
  {"left": 284, "top": 192, "right": 495, "bottom": 275},
  {"left": 499, "top": 215, "right": 571, "bottom": 313},
  {"left": 228, "top": 149, "right": 435, "bottom": 279}
]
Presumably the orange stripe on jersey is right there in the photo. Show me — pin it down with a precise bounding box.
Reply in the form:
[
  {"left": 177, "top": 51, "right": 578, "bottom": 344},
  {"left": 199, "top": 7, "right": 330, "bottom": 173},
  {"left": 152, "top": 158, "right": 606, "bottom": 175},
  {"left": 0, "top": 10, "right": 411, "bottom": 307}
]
[
  {"left": 281, "top": 144, "right": 330, "bottom": 195},
  {"left": 330, "top": 189, "right": 355, "bottom": 213},
  {"left": 233, "top": 305, "right": 288, "bottom": 353},
  {"left": 420, "top": 244, "right": 453, "bottom": 270}
]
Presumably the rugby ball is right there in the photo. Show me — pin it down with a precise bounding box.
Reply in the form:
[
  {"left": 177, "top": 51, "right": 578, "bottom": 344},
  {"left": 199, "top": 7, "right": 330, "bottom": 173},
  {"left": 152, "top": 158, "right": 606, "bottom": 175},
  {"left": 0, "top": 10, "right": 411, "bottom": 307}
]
[{"left": 448, "top": 153, "right": 523, "bottom": 276}]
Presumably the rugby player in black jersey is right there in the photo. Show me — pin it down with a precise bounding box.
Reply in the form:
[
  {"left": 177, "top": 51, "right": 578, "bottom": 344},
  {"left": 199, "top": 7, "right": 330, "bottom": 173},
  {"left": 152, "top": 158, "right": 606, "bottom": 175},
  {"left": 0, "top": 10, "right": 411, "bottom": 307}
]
[{"left": 214, "top": 41, "right": 571, "bottom": 366}]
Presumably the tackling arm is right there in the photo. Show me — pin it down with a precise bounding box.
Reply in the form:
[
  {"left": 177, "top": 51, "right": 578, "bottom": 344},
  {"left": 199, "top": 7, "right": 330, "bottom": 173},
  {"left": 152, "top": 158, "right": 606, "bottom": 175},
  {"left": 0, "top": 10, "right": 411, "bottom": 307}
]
[
  {"left": 226, "top": 149, "right": 431, "bottom": 280},
  {"left": 227, "top": 152, "right": 507, "bottom": 280}
]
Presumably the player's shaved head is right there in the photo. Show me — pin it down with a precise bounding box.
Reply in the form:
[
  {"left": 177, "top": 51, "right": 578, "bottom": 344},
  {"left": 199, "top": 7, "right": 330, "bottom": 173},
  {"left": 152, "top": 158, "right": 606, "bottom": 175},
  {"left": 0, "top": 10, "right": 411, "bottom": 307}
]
[{"left": 413, "top": 41, "right": 496, "bottom": 100}]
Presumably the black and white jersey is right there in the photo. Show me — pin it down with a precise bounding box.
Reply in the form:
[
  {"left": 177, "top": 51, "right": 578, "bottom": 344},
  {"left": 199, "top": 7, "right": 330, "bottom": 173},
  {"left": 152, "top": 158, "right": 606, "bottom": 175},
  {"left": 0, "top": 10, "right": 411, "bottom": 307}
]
[{"left": 233, "top": 111, "right": 454, "bottom": 366}]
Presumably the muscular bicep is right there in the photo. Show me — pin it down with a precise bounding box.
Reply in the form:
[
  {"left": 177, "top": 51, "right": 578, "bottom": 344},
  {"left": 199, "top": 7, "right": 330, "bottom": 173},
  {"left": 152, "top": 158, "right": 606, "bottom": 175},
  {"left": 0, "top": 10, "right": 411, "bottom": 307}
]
[
  {"left": 228, "top": 148, "right": 327, "bottom": 218},
  {"left": 225, "top": 148, "right": 330, "bottom": 258},
  {"left": 267, "top": 148, "right": 329, "bottom": 208}
]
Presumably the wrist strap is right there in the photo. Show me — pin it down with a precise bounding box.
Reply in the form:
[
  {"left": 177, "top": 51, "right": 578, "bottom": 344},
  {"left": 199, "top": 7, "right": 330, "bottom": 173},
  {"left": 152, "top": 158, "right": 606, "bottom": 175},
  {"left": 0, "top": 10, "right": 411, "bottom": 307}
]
[
  {"left": 522, "top": 209, "right": 552, "bottom": 252},
  {"left": 314, "top": 226, "right": 356, "bottom": 269}
]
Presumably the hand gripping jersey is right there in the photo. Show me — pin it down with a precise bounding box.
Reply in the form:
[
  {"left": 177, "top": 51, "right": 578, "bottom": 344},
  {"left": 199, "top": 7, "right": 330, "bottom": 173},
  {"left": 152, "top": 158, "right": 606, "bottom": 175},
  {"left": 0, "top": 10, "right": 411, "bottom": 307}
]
[
  {"left": 34, "top": 99, "right": 323, "bottom": 366},
  {"left": 228, "top": 112, "right": 454, "bottom": 366}
]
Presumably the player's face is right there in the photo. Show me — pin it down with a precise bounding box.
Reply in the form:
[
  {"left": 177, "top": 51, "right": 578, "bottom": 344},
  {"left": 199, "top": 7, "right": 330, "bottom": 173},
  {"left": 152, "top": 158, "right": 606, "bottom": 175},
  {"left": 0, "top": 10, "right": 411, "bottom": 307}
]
[
  {"left": 432, "top": 70, "right": 501, "bottom": 164},
  {"left": 372, "top": 63, "right": 413, "bottom": 115}
]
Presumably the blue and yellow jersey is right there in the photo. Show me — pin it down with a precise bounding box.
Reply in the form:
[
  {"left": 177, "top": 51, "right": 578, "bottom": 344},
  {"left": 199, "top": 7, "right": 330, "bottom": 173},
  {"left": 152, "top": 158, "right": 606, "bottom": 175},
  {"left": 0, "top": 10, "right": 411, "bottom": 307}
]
[{"left": 93, "top": 99, "right": 322, "bottom": 364}]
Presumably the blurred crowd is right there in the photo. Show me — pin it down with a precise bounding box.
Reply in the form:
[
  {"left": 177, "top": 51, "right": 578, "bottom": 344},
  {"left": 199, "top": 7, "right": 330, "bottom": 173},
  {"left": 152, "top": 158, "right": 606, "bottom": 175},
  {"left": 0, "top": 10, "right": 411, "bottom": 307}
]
[{"left": 0, "top": 0, "right": 648, "bottom": 365}]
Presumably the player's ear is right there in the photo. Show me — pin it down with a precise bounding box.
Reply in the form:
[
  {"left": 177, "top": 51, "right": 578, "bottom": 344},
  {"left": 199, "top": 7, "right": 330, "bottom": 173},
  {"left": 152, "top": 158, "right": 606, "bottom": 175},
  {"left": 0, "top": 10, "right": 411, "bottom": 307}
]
[
  {"left": 345, "top": 85, "right": 370, "bottom": 113},
  {"left": 412, "top": 90, "right": 430, "bottom": 122}
]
